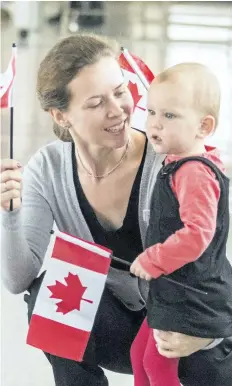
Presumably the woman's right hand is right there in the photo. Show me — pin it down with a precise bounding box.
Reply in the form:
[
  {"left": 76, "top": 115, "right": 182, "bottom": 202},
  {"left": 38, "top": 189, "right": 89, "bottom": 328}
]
[{"left": 0, "top": 159, "right": 23, "bottom": 211}]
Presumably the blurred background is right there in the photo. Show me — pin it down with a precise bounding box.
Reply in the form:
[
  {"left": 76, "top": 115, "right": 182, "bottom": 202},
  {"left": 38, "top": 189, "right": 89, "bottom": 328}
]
[{"left": 1, "top": 2, "right": 232, "bottom": 386}]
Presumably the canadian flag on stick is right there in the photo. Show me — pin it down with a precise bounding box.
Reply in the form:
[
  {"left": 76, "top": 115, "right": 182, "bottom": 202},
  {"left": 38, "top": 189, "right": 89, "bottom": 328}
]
[
  {"left": 119, "top": 48, "right": 155, "bottom": 131},
  {"left": 0, "top": 43, "right": 16, "bottom": 109},
  {"left": 27, "top": 230, "right": 112, "bottom": 361}
]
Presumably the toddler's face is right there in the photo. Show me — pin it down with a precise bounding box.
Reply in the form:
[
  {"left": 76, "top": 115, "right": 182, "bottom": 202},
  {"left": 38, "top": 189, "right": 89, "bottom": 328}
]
[{"left": 146, "top": 80, "right": 203, "bottom": 156}]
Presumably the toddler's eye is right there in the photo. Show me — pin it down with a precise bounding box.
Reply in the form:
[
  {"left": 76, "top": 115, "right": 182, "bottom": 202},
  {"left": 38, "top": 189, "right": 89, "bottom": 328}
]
[
  {"left": 165, "top": 112, "right": 176, "bottom": 119},
  {"left": 148, "top": 109, "right": 156, "bottom": 116}
]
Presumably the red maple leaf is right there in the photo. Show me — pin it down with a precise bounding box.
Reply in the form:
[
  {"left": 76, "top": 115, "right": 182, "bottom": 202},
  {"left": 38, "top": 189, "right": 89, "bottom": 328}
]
[
  {"left": 127, "top": 81, "right": 145, "bottom": 111},
  {"left": 47, "top": 272, "right": 93, "bottom": 315}
]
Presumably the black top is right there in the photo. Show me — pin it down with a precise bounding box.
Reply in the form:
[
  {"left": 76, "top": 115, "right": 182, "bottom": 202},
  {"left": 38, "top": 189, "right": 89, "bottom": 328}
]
[
  {"left": 72, "top": 139, "right": 147, "bottom": 271},
  {"left": 146, "top": 156, "right": 232, "bottom": 338}
]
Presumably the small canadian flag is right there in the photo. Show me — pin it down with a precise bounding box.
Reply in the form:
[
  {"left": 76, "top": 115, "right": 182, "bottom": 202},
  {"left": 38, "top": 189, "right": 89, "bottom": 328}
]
[
  {"left": 0, "top": 44, "right": 16, "bottom": 109},
  {"left": 26, "top": 230, "right": 112, "bottom": 361},
  {"left": 119, "top": 49, "right": 155, "bottom": 132}
]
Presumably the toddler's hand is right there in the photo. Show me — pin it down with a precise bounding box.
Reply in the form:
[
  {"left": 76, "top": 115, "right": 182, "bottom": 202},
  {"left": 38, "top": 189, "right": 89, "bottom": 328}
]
[{"left": 130, "top": 257, "right": 152, "bottom": 281}]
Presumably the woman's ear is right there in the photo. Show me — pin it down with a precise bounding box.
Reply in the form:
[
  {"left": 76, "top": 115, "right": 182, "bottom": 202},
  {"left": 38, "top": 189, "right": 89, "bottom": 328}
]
[
  {"left": 50, "top": 108, "right": 70, "bottom": 128},
  {"left": 198, "top": 115, "right": 216, "bottom": 138}
]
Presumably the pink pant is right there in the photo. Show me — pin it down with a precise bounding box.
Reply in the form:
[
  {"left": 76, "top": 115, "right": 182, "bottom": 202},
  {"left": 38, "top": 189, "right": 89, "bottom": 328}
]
[{"left": 130, "top": 318, "right": 181, "bottom": 386}]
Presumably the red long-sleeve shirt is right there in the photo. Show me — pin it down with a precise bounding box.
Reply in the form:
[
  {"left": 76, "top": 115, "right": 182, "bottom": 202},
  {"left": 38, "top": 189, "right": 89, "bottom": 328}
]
[{"left": 139, "top": 146, "right": 225, "bottom": 278}]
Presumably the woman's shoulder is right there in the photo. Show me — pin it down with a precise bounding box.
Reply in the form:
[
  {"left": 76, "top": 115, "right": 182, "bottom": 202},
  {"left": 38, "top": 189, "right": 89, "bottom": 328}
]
[
  {"left": 37, "top": 139, "right": 71, "bottom": 157},
  {"left": 28, "top": 140, "right": 72, "bottom": 168},
  {"left": 22, "top": 140, "right": 73, "bottom": 192}
]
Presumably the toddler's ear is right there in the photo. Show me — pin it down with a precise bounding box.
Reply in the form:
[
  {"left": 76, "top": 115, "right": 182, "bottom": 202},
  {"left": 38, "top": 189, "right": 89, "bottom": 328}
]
[{"left": 198, "top": 115, "right": 215, "bottom": 138}]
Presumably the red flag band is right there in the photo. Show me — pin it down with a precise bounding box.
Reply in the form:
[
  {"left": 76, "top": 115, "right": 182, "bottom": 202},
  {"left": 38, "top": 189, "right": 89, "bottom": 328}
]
[{"left": 0, "top": 46, "right": 16, "bottom": 109}]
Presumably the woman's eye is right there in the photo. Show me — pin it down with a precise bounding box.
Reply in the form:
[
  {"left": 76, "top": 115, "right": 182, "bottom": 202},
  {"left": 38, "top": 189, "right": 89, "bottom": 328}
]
[
  {"left": 88, "top": 101, "right": 102, "bottom": 109},
  {"left": 115, "top": 90, "right": 125, "bottom": 97},
  {"left": 148, "top": 109, "right": 156, "bottom": 116},
  {"left": 165, "top": 112, "right": 176, "bottom": 119}
]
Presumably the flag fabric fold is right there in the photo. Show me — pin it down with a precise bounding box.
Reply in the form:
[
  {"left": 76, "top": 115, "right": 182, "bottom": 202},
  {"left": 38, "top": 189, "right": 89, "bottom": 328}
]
[
  {"left": 119, "top": 48, "right": 155, "bottom": 131},
  {"left": 26, "top": 230, "right": 112, "bottom": 362},
  {"left": 0, "top": 45, "right": 16, "bottom": 109}
]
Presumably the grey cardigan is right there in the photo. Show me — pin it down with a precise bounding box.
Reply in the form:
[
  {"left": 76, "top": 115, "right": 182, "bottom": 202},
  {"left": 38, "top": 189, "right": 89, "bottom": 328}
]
[{"left": 1, "top": 139, "right": 164, "bottom": 310}]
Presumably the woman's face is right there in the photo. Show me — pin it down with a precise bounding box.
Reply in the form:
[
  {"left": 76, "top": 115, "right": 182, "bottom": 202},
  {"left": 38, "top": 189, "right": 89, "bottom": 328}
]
[{"left": 60, "top": 56, "right": 134, "bottom": 149}]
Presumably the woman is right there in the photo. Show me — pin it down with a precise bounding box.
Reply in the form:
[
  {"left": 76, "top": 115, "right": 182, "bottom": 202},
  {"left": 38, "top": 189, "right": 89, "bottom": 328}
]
[{"left": 0, "top": 34, "right": 225, "bottom": 386}]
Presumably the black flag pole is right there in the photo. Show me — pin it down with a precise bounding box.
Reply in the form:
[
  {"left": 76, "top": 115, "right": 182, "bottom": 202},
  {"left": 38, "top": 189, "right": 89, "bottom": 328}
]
[
  {"left": 10, "top": 42, "right": 16, "bottom": 212},
  {"left": 9, "top": 102, "right": 13, "bottom": 211},
  {"left": 109, "top": 254, "right": 207, "bottom": 293}
]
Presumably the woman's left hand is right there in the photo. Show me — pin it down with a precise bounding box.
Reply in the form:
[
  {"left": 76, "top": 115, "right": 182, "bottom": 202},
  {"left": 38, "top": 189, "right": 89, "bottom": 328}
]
[
  {"left": 153, "top": 329, "right": 214, "bottom": 358},
  {"left": 130, "top": 257, "right": 152, "bottom": 281}
]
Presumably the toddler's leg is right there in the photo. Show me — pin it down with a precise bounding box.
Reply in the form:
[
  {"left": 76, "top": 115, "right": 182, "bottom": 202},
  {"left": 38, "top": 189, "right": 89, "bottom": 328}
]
[
  {"left": 130, "top": 318, "right": 150, "bottom": 386},
  {"left": 143, "top": 328, "right": 181, "bottom": 386}
]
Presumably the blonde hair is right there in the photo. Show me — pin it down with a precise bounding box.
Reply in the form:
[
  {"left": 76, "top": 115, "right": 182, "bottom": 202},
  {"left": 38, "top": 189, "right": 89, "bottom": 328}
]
[
  {"left": 154, "top": 63, "right": 221, "bottom": 128},
  {"left": 37, "top": 33, "right": 120, "bottom": 141}
]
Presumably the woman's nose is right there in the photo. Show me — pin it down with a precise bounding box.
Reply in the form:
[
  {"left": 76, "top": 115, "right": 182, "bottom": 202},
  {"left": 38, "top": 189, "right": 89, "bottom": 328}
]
[{"left": 107, "top": 100, "right": 124, "bottom": 118}]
